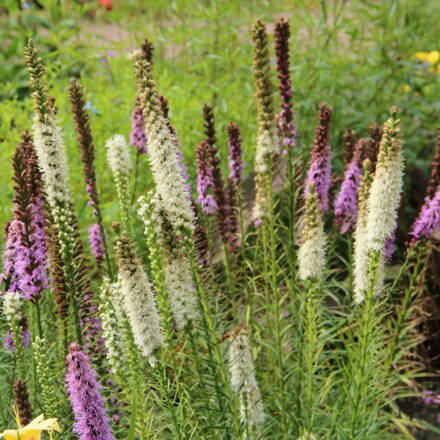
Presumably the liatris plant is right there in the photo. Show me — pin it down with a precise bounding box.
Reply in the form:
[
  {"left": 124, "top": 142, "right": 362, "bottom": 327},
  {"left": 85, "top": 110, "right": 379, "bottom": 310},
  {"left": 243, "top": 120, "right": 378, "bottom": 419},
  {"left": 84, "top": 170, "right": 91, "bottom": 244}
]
[
  {"left": 225, "top": 122, "right": 243, "bottom": 252},
  {"left": 362, "top": 107, "right": 403, "bottom": 299},
  {"left": 88, "top": 223, "right": 105, "bottom": 264},
  {"left": 68, "top": 79, "right": 111, "bottom": 274},
  {"left": 113, "top": 225, "right": 164, "bottom": 363},
  {"left": 10, "top": 132, "right": 48, "bottom": 304},
  {"left": 334, "top": 139, "right": 365, "bottom": 233},
  {"left": 274, "top": 18, "right": 297, "bottom": 150},
  {"left": 133, "top": 52, "right": 195, "bottom": 240},
  {"left": 304, "top": 104, "right": 332, "bottom": 212},
  {"left": 138, "top": 193, "right": 199, "bottom": 331},
  {"left": 98, "top": 278, "right": 127, "bottom": 379},
  {"left": 252, "top": 19, "right": 280, "bottom": 223},
  {"left": 201, "top": 104, "right": 230, "bottom": 244},
  {"left": 196, "top": 140, "right": 217, "bottom": 214},
  {"left": 130, "top": 98, "right": 148, "bottom": 154},
  {"left": 227, "top": 328, "right": 265, "bottom": 434},
  {"left": 13, "top": 379, "right": 33, "bottom": 426},
  {"left": 106, "top": 134, "right": 132, "bottom": 231},
  {"left": 410, "top": 188, "right": 440, "bottom": 243},
  {"left": 353, "top": 159, "right": 374, "bottom": 302},
  {"left": 66, "top": 343, "right": 115, "bottom": 440},
  {"left": 24, "top": 40, "right": 84, "bottom": 343}
]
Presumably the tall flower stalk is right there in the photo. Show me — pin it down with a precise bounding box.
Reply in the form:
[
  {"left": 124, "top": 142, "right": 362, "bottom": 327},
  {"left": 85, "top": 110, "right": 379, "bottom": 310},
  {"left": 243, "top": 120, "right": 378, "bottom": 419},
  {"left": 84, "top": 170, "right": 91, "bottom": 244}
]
[
  {"left": 24, "top": 40, "right": 83, "bottom": 344},
  {"left": 274, "top": 18, "right": 297, "bottom": 150},
  {"left": 138, "top": 193, "right": 199, "bottom": 332},
  {"left": 66, "top": 343, "right": 115, "bottom": 440},
  {"left": 225, "top": 122, "right": 243, "bottom": 252},
  {"left": 227, "top": 328, "right": 265, "bottom": 436},
  {"left": 106, "top": 134, "right": 132, "bottom": 231},
  {"left": 196, "top": 140, "right": 217, "bottom": 214},
  {"left": 297, "top": 185, "right": 326, "bottom": 434},
  {"left": 68, "top": 79, "right": 112, "bottom": 276},
  {"left": 10, "top": 132, "right": 48, "bottom": 307},
  {"left": 202, "top": 104, "right": 229, "bottom": 242},
  {"left": 347, "top": 108, "right": 404, "bottom": 437},
  {"left": 252, "top": 19, "right": 280, "bottom": 223},
  {"left": 114, "top": 225, "right": 164, "bottom": 364},
  {"left": 134, "top": 52, "right": 241, "bottom": 433},
  {"left": 334, "top": 139, "right": 365, "bottom": 233},
  {"left": 304, "top": 104, "right": 332, "bottom": 213}
]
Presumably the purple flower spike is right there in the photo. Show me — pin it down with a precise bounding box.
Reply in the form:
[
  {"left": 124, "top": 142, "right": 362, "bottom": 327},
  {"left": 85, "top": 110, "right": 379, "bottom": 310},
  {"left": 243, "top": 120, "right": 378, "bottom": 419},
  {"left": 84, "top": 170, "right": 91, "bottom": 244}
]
[
  {"left": 274, "top": 18, "right": 297, "bottom": 150},
  {"left": 227, "top": 122, "right": 243, "bottom": 185},
  {"left": 196, "top": 140, "right": 217, "bottom": 214},
  {"left": 88, "top": 224, "right": 105, "bottom": 263},
  {"left": 130, "top": 105, "right": 147, "bottom": 154},
  {"left": 304, "top": 104, "right": 332, "bottom": 212},
  {"left": 334, "top": 140, "right": 364, "bottom": 233},
  {"left": 66, "top": 343, "right": 115, "bottom": 440},
  {"left": 410, "top": 189, "right": 440, "bottom": 244}
]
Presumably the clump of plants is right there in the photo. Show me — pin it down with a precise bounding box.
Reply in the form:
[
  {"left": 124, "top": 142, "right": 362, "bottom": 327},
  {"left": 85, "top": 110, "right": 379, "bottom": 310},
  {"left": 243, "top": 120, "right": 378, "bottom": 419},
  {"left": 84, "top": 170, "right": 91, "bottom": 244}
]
[{"left": 1, "top": 16, "right": 440, "bottom": 440}]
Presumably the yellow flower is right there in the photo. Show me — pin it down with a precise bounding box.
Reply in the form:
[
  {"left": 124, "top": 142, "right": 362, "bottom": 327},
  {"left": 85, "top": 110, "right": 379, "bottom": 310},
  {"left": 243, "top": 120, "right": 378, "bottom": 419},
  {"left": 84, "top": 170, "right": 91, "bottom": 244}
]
[
  {"left": 426, "top": 50, "right": 439, "bottom": 65},
  {"left": 415, "top": 50, "right": 439, "bottom": 65},
  {"left": 415, "top": 51, "right": 428, "bottom": 61},
  {"left": 402, "top": 84, "right": 411, "bottom": 93},
  {"left": 0, "top": 414, "right": 61, "bottom": 440}
]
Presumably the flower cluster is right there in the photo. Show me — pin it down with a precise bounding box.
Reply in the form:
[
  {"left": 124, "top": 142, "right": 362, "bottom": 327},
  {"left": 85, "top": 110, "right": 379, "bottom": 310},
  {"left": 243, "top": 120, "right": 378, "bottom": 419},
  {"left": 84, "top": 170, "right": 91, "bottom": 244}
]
[
  {"left": 252, "top": 19, "right": 281, "bottom": 223},
  {"left": 334, "top": 139, "right": 365, "bottom": 233},
  {"left": 227, "top": 328, "right": 265, "bottom": 429},
  {"left": 304, "top": 104, "right": 332, "bottom": 212},
  {"left": 66, "top": 343, "right": 115, "bottom": 440},
  {"left": 114, "top": 227, "right": 164, "bottom": 362},
  {"left": 138, "top": 194, "right": 199, "bottom": 330},
  {"left": 274, "top": 18, "right": 297, "bottom": 149},
  {"left": 134, "top": 52, "right": 195, "bottom": 239},
  {"left": 106, "top": 134, "right": 132, "bottom": 229},
  {"left": 88, "top": 223, "right": 105, "bottom": 263},
  {"left": 298, "top": 186, "right": 326, "bottom": 281},
  {"left": 196, "top": 140, "right": 217, "bottom": 214}
]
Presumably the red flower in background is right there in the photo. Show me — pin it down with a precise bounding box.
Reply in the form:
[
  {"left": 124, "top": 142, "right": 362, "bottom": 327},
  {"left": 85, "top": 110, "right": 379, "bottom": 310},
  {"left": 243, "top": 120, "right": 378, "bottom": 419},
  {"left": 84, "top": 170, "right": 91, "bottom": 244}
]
[{"left": 98, "top": 0, "right": 112, "bottom": 10}]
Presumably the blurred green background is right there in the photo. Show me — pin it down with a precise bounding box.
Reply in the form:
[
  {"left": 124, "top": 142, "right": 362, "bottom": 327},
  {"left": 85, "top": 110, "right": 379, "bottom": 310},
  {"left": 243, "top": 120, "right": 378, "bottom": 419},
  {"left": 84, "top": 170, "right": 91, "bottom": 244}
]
[{"left": 0, "top": 0, "right": 439, "bottom": 239}]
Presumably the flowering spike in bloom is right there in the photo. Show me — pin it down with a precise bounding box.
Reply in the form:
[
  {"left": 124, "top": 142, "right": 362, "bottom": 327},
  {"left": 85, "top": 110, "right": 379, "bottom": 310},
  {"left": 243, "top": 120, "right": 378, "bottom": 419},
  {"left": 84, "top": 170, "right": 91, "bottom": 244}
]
[
  {"left": 66, "top": 343, "right": 115, "bottom": 440},
  {"left": 227, "top": 328, "right": 265, "bottom": 429},
  {"left": 133, "top": 52, "right": 195, "bottom": 239},
  {"left": 7, "top": 133, "right": 49, "bottom": 301},
  {"left": 298, "top": 186, "right": 326, "bottom": 281},
  {"left": 251, "top": 20, "right": 281, "bottom": 222},
  {"left": 410, "top": 189, "right": 440, "bottom": 244},
  {"left": 88, "top": 223, "right": 105, "bottom": 264},
  {"left": 227, "top": 122, "right": 243, "bottom": 185},
  {"left": 353, "top": 159, "right": 374, "bottom": 303},
  {"left": 114, "top": 226, "right": 164, "bottom": 361},
  {"left": 130, "top": 103, "right": 147, "bottom": 153},
  {"left": 334, "top": 139, "right": 365, "bottom": 233},
  {"left": 106, "top": 134, "right": 132, "bottom": 229},
  {"left": 138, "top": 194, "right": 199, "bottom": 330},
  {"left": 196, "top": 140, "right": 217, "bottom": 214},
  {"left": 304, "top": 104, "right": 332, "bottom": 212},
  {"left": 365, "top": 107, "right": 404, "bottom": 253},
  {"left": 274, "top": 18, "right": 297, "bottom": 149}
]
